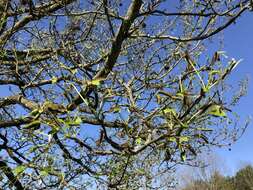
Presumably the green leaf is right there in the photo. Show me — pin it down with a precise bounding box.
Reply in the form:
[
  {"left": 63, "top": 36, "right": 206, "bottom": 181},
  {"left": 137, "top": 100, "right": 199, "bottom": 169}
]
[
  {"left": 136, "top": 138, "right": 142, "bottom": 145},
  {"left": 136, "top": 168, "right": 146, "bottom": 175},
  {"left": 111, "top": 106, "right": 121, "bottom": 113},
  {"left": 71, "top": 68, "right": 78, "bottom": 74},
  {"left": 203, "top": 85, "right": 210, "bottom": 93},
  {"left": 51, "top": 76, "right": 57, "bottom": 84},
  {"left": 180, "top": 151, "right": 186, "bottom": 162},
  {"left": 41, "top": 167, "right": 53, "bottom": 173},
  {"left": 168, "top": 137, "right": 177, "bottom": 142},
  {"left": 91, "top": 79, "right": 101, "bottom": 86},
  {"left": 156, "top": 94, "right": 161, "bottom": 104},
  {"left": 28, "top": 146, "right": 38, "bottom": 153},
  {"left": 65, "top": 118, "right": 81, "bottom": 127},
  {"left": 13, "top": 165, "right": 26, "bottom": 175},
  {"left": 44, "top": 101, "right": 66, "bottom": 113},
  {"left": 163, "top": 108, "right": 176, "bottom": 115},
  {"left": 179, "top": 136, "right": 189, "bottom": 143},
  {"left": 209, "top": 70, "right": 221, "bottom": 75},
  {"left": 88, "top": 78, "right": 105, "bottom": 86},
  {"left": 208, "top": 105, "right": 226, "bottom": 117},
  {"left": 48, "top": 124, "right": 60, "bottom": 134},
  {"left": 23, "top": 120, "right": 41, "bottom": 130},
  {"left": 176, "top": 92, "right": 184, "bottom": 99},
  {"left": 40, "top": 170, "right": 49, "bottom": 177},
  {"left": 74, "top": 116, "right": 82, "bottom": 125}
]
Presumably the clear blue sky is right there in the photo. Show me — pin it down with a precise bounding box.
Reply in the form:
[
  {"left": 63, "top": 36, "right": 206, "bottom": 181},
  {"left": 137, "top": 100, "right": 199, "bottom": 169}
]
[
  {"left": 215, "top": 11, "right": 253, "bottom": 174},
  {"left": 0, "top": 1, "right": 252, "bottom": 179}
]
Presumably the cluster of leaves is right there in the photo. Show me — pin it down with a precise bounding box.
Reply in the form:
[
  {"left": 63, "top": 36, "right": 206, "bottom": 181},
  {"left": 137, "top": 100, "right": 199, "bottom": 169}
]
[{"left": 0, "top": 0, "right": 251, "bottom": 189}]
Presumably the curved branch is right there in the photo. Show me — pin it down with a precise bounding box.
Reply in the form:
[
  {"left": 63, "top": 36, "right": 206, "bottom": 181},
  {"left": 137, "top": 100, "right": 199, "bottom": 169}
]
[
  {"left": 0, "top": 95, "right": 39, "bottom": 110},
  {"left": 68, "top": 0, "right": 143, "bottom": 110},
  {"left": 0, "top": 0, "right": 75, "bottom": 46},
  {"left": 131, "top": 5, "right": 249, "bottom": 42},
  {"left": 0, "top": 160, "right": 24, "bottom": 190}
]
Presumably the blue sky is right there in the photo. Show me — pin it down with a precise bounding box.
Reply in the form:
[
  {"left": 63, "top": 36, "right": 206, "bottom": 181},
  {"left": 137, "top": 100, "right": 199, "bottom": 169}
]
[
  {"left": 0, "top": 1, "right": 252, "bottom": 181},
  {"left": 215, "top": 11, "right": 253, "bottom": 174}
]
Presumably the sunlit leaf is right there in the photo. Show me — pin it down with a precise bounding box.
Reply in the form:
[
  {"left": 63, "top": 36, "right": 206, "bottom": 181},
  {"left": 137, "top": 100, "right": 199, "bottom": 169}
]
[
  {"left": 156, "top": 94, "right": 161, "bottom": 104},
  {"left": 40, "top": 170, "right": 49, "bottom": 177},
  {"left": 180, "top": 151, "right": 186, "bottom": 162},
  {"left": 48, "top": 124, "right": 60, "bottom": 134},
  {"left": 136, "top": 138, "right": 142, "bottom": 145},
  {"left": 136, "top": 168, "right": 146, "bottom": 175},
  {"left": 111, "top": 106, "right": 121, "bottom": 113},
  {"left": 208, "top": 104, "right": 226, "bottom": 117},
  {"left": 71, "top": 68, "right": 78, "bottom": 74},
  {"left": 73, "top": 116, "right": 82, "bottom": 125},
  {"left": 23, "top": 120, "right": 41, "bottom": 130},
  {"left": 163, "top": 107, "right": 177, "bottom": 115},
  {"left": 91, "top": 79, "right": 101, "bottom": 86},
  {"left": 210, "top": 70, "right": 221, "bottom": 75},
  {"left": 176, "top": 92, "right": 184, "bottom": 99},
  {"left": 88, "top": 78, "right": 105, "bottom": 86},
  {"left": 13, "top": 165, "right": 26, "bottom": 175},
  {"left": 179, "top": 136, "right": 189, "bottom": 143},
  {"left": 51, "top": 76, "right": 57, "bottom": 84},
  {"left": 203, "top": 85, "right": 210, "bottom": 93},
  {"left": 168, "top": 137, "right": 176, "bottom": 142}
]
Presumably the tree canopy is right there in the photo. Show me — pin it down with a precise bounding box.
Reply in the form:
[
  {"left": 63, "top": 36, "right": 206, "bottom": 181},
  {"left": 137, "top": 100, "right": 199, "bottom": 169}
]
[
  {"left": 181, "top": 164, "right": 253, "bottom": 190},
  {"left": 0, "top": 0, "right": 251, "bottom": 189}
]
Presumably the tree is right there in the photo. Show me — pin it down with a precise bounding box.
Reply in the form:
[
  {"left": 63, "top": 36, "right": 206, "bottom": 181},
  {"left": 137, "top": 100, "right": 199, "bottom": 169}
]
[
  {"left": 209, "top": 171, "right": 236, "bottom": 190},
  {"left": 179, "top": 154, "right": 235, "bottom": 190},
  {"left": 181, "top": 164, "right": 253, "bottom": 190},
  {"left": 234, "top": 165, "right": 253, "bottom": 190},
  {"left": 0, "top": 0, "right": 251, "bottom": 189},
  {"left": 181, "top": 170, "right": 236, "bottom": 190}
]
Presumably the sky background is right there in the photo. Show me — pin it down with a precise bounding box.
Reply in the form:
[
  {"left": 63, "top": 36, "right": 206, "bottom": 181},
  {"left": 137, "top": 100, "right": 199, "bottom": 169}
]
[
  {"left": 214, "top": 11, "right": 253, "bottom": 175},
  {"left": 0, "top": 0, "right": 252, "bottom": 180}
]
